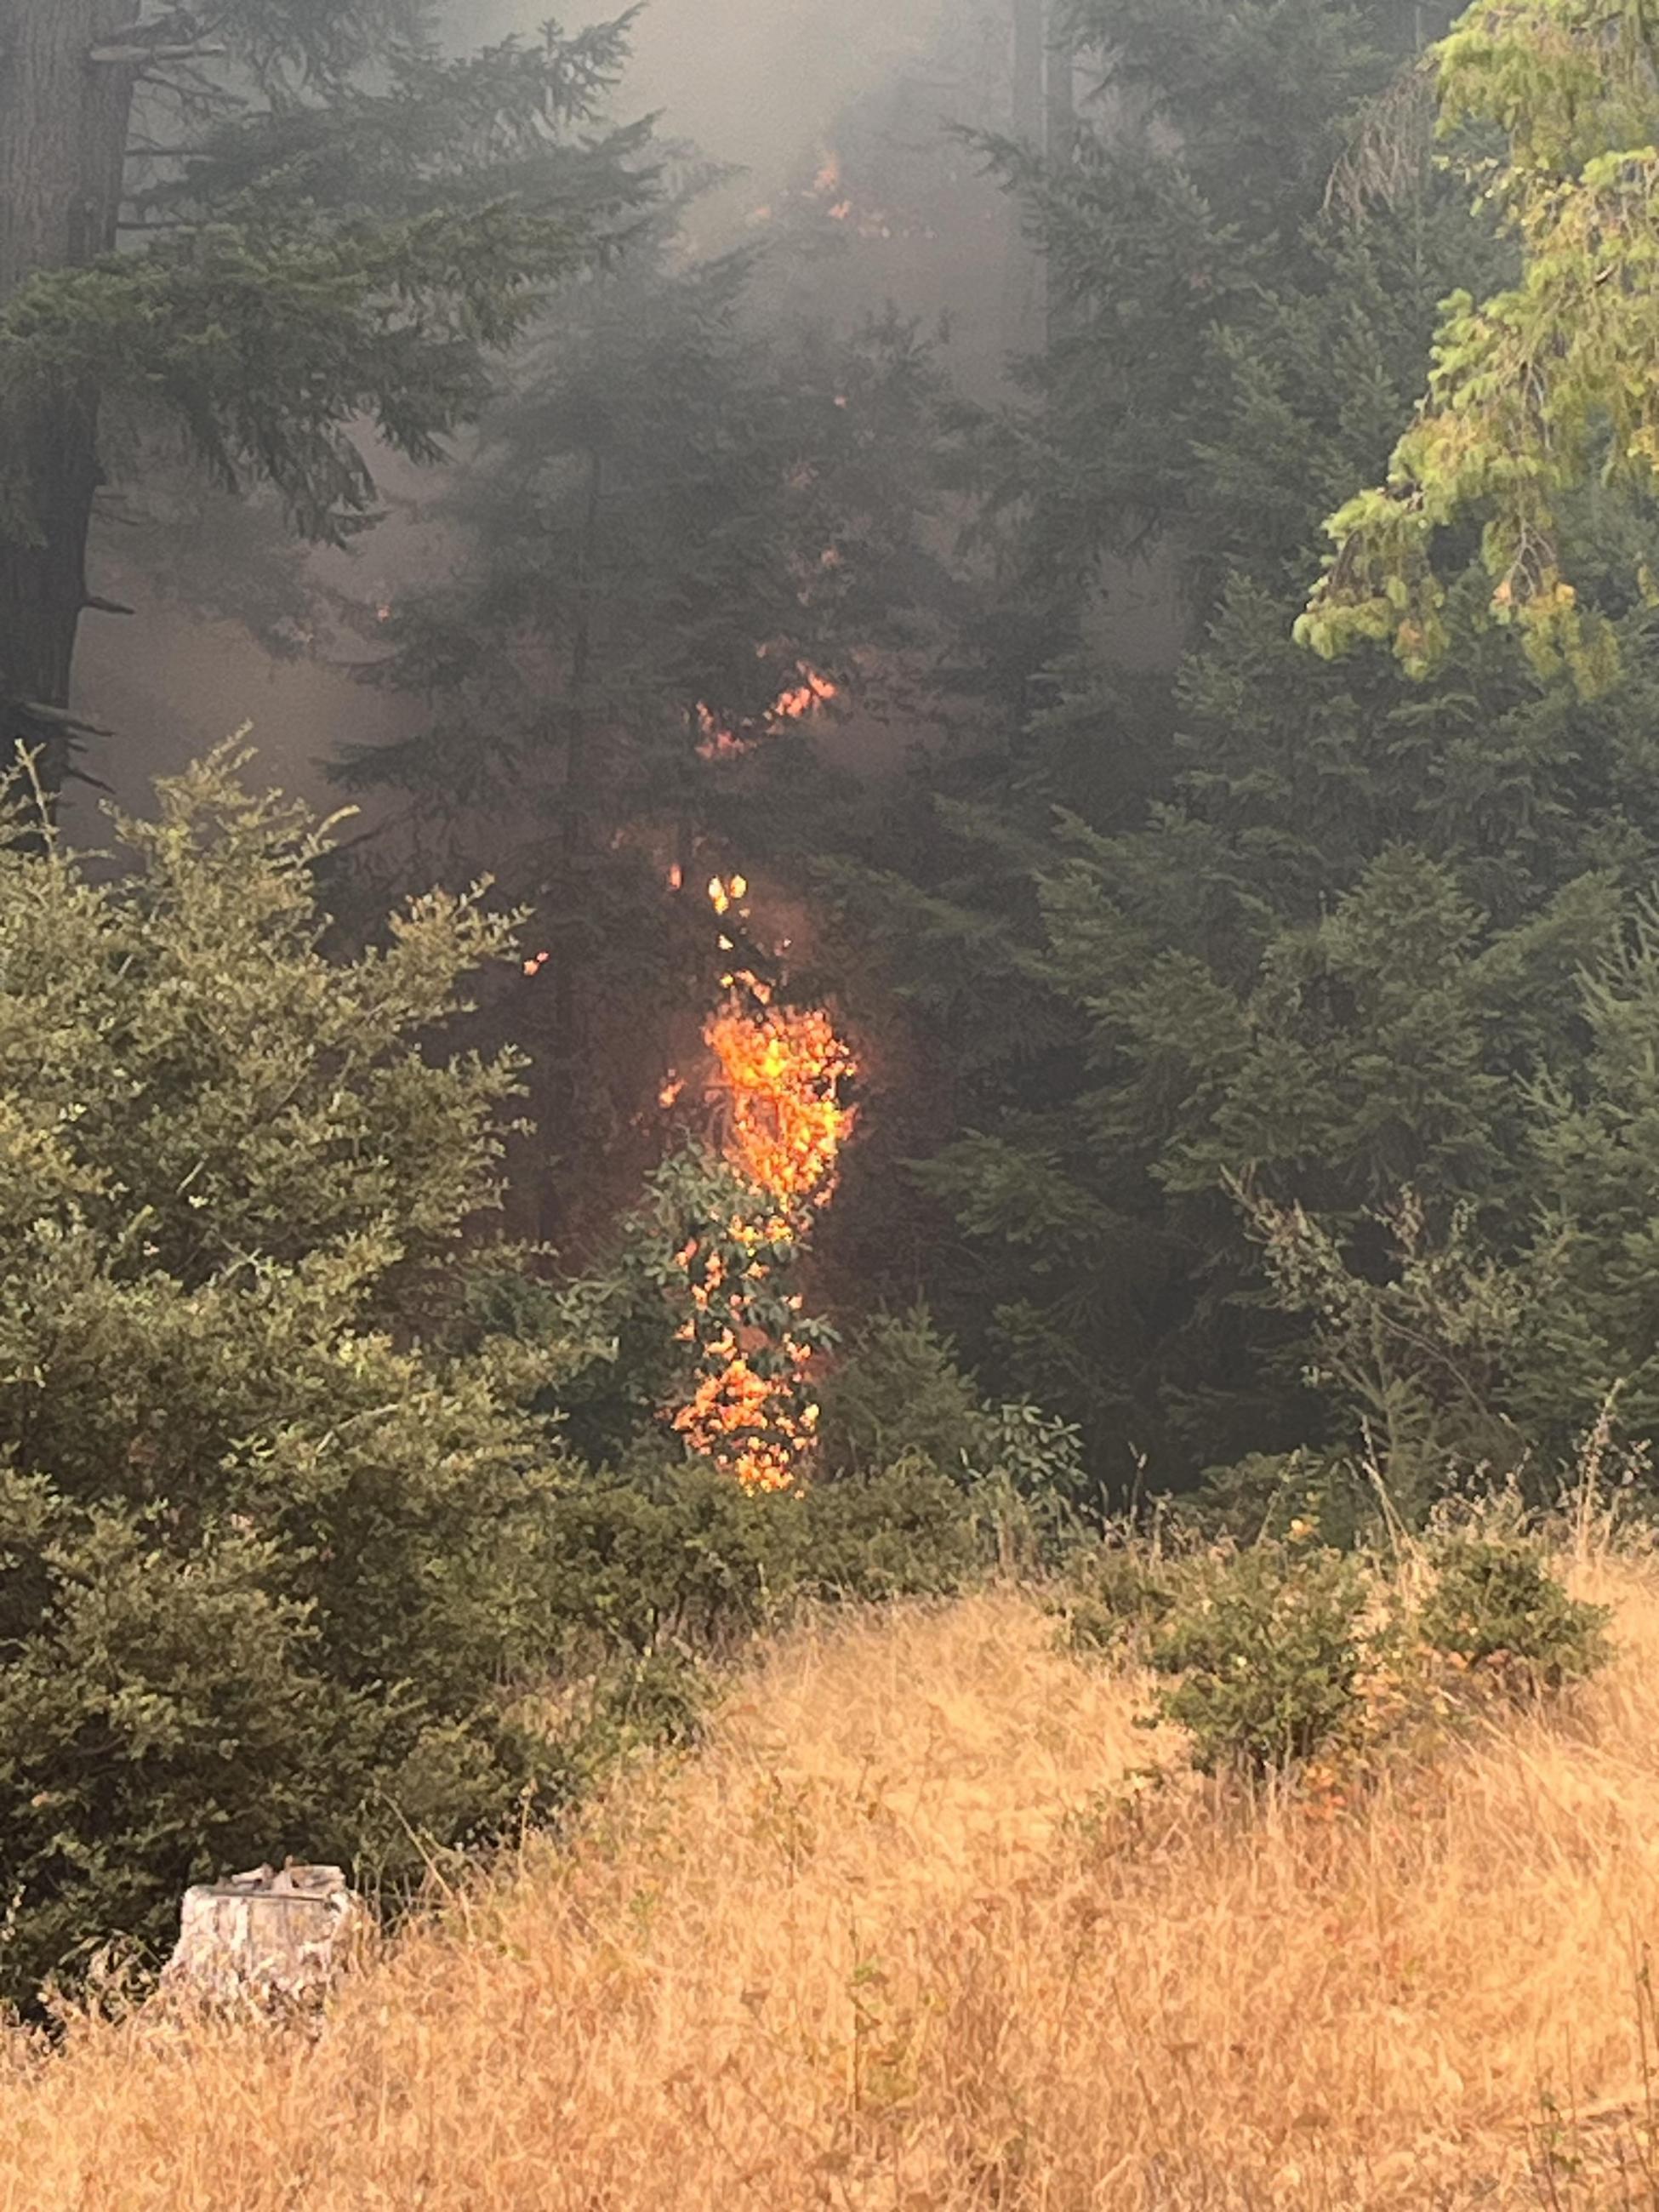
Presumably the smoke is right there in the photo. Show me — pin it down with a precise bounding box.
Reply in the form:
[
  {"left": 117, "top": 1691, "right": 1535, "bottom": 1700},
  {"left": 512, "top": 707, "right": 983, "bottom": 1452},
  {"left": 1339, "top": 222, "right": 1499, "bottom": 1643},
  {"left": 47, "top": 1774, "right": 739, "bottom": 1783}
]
[
  {"left": 464, "top": 0, "right": 956, "bottom": 216},
  {"left": 73, "top": 0, "right": 1001, "bottom": 829}
]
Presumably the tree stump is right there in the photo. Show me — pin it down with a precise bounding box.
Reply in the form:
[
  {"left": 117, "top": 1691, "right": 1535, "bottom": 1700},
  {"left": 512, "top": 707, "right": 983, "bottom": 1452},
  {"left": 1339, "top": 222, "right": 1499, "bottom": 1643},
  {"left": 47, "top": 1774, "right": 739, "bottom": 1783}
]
[{"left": 160, "top": 1863, "right": 365, "bottom": 2010}]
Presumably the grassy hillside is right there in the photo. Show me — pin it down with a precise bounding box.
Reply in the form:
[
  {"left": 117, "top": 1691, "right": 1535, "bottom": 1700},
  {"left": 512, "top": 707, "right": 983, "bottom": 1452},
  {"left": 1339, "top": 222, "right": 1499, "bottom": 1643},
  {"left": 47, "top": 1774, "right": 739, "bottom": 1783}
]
[{"left": 4, "top": 1561, "right": 1659, "bottom": 2210}]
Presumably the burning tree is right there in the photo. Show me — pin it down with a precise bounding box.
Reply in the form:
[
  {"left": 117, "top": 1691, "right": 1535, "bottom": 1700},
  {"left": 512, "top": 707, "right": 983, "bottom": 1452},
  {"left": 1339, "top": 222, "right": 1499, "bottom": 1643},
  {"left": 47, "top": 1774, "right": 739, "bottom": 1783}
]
[
  {"left": 667, "top": 877, "right": 858, "bottom": 1491},
  {"left": 339, "top": 231, "right": 952, "bottom": 1245}
]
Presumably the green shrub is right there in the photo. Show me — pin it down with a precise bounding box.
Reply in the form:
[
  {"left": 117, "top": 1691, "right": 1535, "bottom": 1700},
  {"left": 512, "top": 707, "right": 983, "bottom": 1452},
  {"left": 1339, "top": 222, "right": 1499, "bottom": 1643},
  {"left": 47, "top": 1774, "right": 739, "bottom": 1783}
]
[
  {"left": 1417, "top": 1536, "right": 1611, "bottom": 1689},
  {"left": 0, "top": 754, "right": 601, "bottom": 2010},
  {"left": 1148, "top": 1543, "right": 1369, "bottom": 1776},
  {"left": 539, "top": 1457, "right": 800, "bottom": 1655},
  {"left": 814, "top": 1309, "right": 991, "bottom": 1479},
  {"left": 1186, "top": 1451, "right": 1370, "bottom": 1550},
  {"left": 1058, "top": 1543, "right": 1179, "bottom": 1656},
  {"left": 800, "top": 1453, "right": 983, "bottom": 1601},
  {"left": 815, "top": 1309, "right": 1091, "bottom": 1565}
]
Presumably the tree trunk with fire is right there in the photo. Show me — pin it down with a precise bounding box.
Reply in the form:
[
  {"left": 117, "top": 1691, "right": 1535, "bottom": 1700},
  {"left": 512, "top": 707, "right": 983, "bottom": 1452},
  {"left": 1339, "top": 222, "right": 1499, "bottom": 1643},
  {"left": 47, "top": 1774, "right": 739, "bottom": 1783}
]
[{"left": 0, "top": 0, "right": 138, "bottom": 790}]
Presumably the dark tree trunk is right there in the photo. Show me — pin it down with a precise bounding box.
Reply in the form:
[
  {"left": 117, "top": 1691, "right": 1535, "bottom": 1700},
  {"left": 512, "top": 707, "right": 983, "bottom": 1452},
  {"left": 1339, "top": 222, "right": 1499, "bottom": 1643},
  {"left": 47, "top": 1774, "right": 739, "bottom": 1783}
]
[{"left": 0, "top": 0, "right": 139, "bottom": 794}]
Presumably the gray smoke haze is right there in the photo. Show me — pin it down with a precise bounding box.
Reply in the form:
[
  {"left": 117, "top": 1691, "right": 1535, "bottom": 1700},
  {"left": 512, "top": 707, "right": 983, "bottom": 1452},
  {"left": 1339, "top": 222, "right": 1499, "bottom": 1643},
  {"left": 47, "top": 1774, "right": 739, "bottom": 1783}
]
[
  {"left": 71, "top": 0, "right": 1003, "bottom": 833},
  {"left": 466, "top": 0, "right": 955, "bottom": 217}
]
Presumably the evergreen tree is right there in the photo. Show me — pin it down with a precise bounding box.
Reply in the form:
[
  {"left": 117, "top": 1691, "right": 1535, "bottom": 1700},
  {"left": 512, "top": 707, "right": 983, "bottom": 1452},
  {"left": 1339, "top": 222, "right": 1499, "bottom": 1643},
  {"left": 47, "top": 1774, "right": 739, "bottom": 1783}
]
[
  {"left": 337, "top": 231, "right": 958, "bottom": 1240},
  {"left": 1304, "top": 0, "right": 1659, "bottom": 683},
  {"left": 0, "top": 749, "right": 582, "bottom": 2009},
  {"left": 819, "top": 0, "right": 1659, "bottom": 1496},
  {"left": 0, "top": 1, "right": 653, "bottom": 791}
]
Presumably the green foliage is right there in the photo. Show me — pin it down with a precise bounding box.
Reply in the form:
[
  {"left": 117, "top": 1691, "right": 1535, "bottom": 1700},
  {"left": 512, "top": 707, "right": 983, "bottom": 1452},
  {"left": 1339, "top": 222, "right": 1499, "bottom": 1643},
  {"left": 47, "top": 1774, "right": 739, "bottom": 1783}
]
[
  {"left": 1148, "top": 1543, "right": 1370, "bottom": 1776},
  {"left": 815, "top": 1308, "right": 1091, "bottom": 1553},
  {"left": 3, "top": 210, "right": 579, "bottom": 547},
  {"left": 536, "top": 1458, "right": 798, "bottom": 1656},
  {"left": 822, "top": 0, "right": 1659, "bottom": 1509},
  {"left": 816, "top": 1308, "right": 995, "bottom": 1479},
  {"left": 0, "top": 750, "right": 586, "bottom": 2010},
  {"left": 532, "top": 1143, "right": 837, "bottom": 1477},
  {"left": 0, "top": 9, "right": 658, "bottom": 774},
  {"left": 1186, "top": 1450, "right": 1371, "bottom": 1549},
  {"left": 1058, "top": 1542, "right": 1180, "bottom": 1658},
  {"left": 335, "top": 232, "right": 955, "bottom": 1209},
  {"left": 1, "top": 20, "right": 652, "bottom": 547},
  {"left": 1417, "top": 1535, "right": 1611, "bottom": 1685},
  {"left": 1302, "top": 0, "right": 1659, "bottom": 682},
  {"left": 799, "top": 1453, "right": 984, "bottom": 1603},
  {"left": 1245, "top": 1190, "right": 1546, "bottom": 1512}
]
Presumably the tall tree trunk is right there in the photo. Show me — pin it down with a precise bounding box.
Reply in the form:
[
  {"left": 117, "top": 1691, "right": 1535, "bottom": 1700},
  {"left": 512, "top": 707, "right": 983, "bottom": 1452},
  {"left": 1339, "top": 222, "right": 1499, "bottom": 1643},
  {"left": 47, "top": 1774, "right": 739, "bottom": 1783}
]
[
  {"left": 1003, "top": 0, "right": 1046, "bottom": 358},
  {"left": 0, "top": 0, "right": 138, "bottom": 794}
]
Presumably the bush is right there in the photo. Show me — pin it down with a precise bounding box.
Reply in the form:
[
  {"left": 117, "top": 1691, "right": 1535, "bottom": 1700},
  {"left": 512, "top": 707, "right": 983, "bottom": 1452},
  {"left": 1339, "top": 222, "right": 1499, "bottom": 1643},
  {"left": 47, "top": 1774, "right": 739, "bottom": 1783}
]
[
  {"left": 1417, "top": 1536, "right": 1611, "bottom": 1689},
  {"left": 0, "top": 754, "right": 591, "bottom": 2010},
  {"left": 816, "top": 1309, "right": 1091, "bottom": 1559},
  {"left": 801, "top": 1453, "right": 983, "bottom": 1601},
  {"left": 1148, "top": 1543, "right": 1368, "bottom": 1776},
  {"left": 814, "top": 1309, "right": 992, "bottom": 1479},
  {"left": 1058, "top": 1543, "right": 1179, "bottom": 1656},
  {"left": 538, "top": 1456, "right": 801, "bottom": 1655},
  {"left": 1186, "top": 1451, "right": 1370, "bottom": 1550}
]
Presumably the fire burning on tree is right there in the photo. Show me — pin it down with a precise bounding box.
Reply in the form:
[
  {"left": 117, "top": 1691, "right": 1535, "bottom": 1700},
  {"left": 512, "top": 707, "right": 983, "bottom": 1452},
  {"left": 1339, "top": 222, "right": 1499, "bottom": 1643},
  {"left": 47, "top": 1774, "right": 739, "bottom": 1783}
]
[
  {"left": 695, "top": 667, "right": 840, "bottom": 760},
  {"left": 664, "top": 874, "right": 858, "bottom": 1492}
]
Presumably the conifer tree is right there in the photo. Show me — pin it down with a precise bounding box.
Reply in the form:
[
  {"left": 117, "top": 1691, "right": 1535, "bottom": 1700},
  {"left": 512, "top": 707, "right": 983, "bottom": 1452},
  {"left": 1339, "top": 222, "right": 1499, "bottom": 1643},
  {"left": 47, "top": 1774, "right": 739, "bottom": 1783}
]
[
  {"left": 1303, "top": 0, "right": 1659, "bottom": 683},
  {"left": 339, "top": 232, "right": 956, "bottom": 1240},
  {"left": 0, "top": 1, "right": 653, "bottom": 790},
  {"left": 823, "top": 0, "right": 1659, "bottom": 1493}
]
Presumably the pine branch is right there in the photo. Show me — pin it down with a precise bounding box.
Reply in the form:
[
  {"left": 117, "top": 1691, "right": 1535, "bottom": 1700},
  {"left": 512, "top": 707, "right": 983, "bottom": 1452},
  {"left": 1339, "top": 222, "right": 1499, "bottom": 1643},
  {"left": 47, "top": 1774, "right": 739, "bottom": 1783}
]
[{"left": 91, "top": 41, "right": 227, "bottom": 64}]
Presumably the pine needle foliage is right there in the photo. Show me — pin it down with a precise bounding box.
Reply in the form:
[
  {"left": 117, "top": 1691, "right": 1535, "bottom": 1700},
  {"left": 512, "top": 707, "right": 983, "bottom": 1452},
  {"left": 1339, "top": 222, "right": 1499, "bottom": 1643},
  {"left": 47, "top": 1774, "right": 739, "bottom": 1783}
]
[{"left": 0, "top": 747, "right": 582, "bottom": 2011}]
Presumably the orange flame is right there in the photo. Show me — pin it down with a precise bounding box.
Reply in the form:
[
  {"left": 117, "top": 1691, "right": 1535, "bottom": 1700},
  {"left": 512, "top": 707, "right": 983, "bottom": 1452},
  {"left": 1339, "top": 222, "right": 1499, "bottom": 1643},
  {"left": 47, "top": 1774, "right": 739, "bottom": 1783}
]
[
  {"left": 666, "top": 877, "right": 857, "bottom": 1493},
  {"left": 704, "top": 989, "right": 856, "bottom": 1210},
  {"left": 694, "top": 670, "right": 839, "bottom": 761}
]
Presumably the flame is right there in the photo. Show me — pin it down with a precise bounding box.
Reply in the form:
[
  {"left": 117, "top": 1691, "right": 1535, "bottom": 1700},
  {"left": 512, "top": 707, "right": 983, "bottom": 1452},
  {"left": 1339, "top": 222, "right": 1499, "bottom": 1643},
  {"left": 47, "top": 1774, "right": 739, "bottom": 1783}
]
[
  {"left": 665, "top": 877, "right": 858, "bottom": 1493},
  {"left": 771, "top": 674, "right": 839, "bottom": 721},
  {"left": 704, "top": 986, "right": 855, "bottom": 1210},
  {"left": 694, "top": 669, "right": 839, "bottom": 761},
  {"left": 807, "top": 147, "right": 896, "bottom": 239}
]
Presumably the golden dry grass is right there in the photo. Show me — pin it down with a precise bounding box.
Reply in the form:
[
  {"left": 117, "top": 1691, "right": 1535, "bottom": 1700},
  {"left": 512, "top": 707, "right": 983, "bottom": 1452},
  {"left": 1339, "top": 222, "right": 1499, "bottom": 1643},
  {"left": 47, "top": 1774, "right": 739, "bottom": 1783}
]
[{"left": 6, "top": 1562, "right": 1659, "bottom": 2209}]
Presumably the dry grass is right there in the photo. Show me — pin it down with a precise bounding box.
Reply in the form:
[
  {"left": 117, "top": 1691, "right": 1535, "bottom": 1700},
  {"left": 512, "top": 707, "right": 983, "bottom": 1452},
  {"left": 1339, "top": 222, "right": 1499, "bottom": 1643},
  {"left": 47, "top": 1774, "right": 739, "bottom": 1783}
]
[{"left": 7, "top": 1560, "right": 1659, "bottom": 2210}]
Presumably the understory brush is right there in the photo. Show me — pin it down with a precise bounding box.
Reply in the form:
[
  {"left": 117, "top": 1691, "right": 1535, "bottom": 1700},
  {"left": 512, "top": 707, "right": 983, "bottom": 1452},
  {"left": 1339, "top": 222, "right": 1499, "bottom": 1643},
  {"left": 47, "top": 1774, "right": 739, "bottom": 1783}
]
[{"left": 1061, "top": 1487, "right": 1618, "bottom": 1782}]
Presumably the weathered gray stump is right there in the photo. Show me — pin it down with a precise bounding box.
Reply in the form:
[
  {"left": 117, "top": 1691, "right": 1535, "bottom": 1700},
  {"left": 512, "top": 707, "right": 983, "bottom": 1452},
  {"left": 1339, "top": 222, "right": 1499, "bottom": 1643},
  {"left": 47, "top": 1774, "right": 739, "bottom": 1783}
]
[{"left": 161, "top": 1863, "right": 365, "bottom": 2010}]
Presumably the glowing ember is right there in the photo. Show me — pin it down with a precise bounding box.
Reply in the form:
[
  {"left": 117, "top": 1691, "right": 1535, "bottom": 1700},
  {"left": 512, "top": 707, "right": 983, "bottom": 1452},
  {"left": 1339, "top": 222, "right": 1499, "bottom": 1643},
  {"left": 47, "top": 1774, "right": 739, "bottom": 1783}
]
[{"left": 665, "top": 874, "right": 857, "bottom": 1492}]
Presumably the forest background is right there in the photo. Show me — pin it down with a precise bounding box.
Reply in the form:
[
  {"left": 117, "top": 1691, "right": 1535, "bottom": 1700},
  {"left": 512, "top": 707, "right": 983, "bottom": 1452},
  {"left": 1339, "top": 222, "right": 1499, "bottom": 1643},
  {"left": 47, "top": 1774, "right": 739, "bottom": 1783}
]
[{"left": 7, "top": 0, "right": 1659, "bottom": 2005}]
